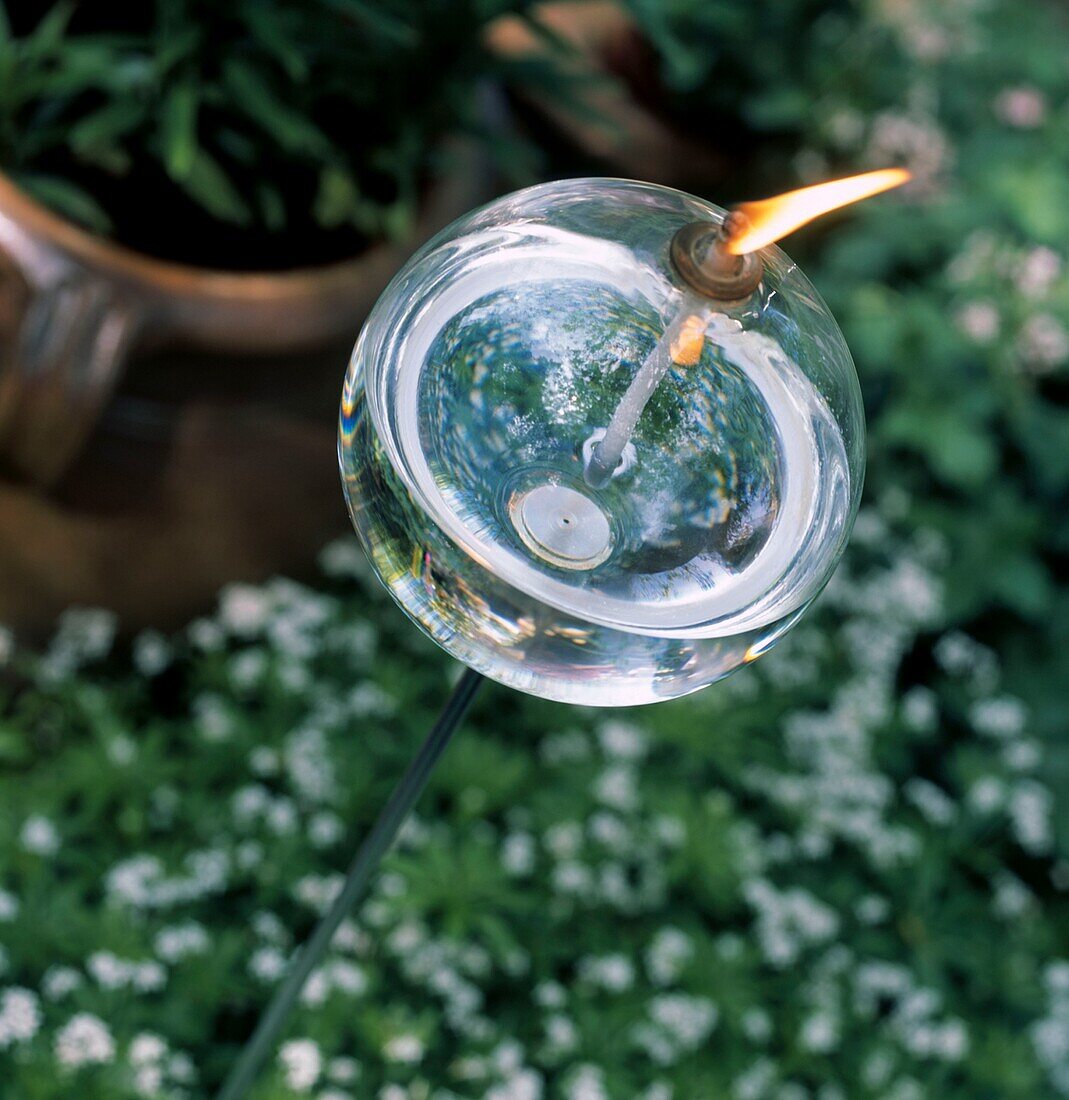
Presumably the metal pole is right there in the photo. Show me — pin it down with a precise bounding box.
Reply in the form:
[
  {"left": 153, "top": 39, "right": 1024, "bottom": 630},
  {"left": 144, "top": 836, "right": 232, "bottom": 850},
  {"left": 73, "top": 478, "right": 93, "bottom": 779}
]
[{"left": 215, "top": 667, "right": 485, "bottom": 1100}]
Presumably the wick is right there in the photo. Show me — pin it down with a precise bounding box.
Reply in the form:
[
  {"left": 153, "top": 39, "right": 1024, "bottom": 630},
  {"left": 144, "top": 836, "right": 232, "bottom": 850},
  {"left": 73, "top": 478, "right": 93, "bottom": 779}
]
[
  {"left": 585, "top": 295, "right": 713, "bottom": 489},
  {"left": 585, "top": 217, "right": 761, "bottom": 490}
]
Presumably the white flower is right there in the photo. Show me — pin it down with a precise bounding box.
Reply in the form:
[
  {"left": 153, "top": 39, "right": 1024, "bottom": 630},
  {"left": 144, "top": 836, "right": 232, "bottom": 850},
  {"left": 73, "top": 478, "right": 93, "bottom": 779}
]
[
  {"left": 597, "top": 721, "right": 647, "bottom": 760},
  {"left": 994, "top": 86, "right": 1047, "bottom": 128},
  {"left": 799, "top": 1011, "right": 839, "bottom": 1053},
  {"left": 588, "top": 813, "right": 630, "bottom": 853},
  {"left": 168, "top": 1053, "right": 195, "bottom": 1085},
  {"left": 383, "top": 1033, "right": 424, "bottom": 1064},
  {"left": 0, "top": 889, "right": 18, "bottom": 922},
  {"left": 901, "top": 686, "right": 938, "bottom": 733},
  {"left": 133, "top": 630, "right": 171, "bottom": 676},
  {"left": 968, "top": 776, "right": 1005, "bottom": 815},
  {"left": 293, "top": 873, "right": 344, "bottom": 914},
  {"left": 154, "top": 922, "right": 210, "bottom": 964},
  {"left": 1019, "top": 314, "right": 1069, "bottom": 372},
  {"left": 284, "top": 726, "right": 337, "bottom": 803},
  {"left": 55, "top": 1013, "right": 116, "bottom": 1068},
  {"left": 1016, "top": 247, "right": 1062, "bottom": 298},
  {"left": 1009, "top": 781, "right": 1054, "bottom": 855},
  {"left": 348, "top": 682, "right": 397, "bottom": 717},
  {"left": 594, "top": 765, "right": 638, "bottom": 812},
  {"left": 544, "top": 1014, "right": 579, "bottom": 1053},
  {"left": 970, "top": 696, "right": 1027, "bottom": 739},
  {"left": 0, "top": 988, "right": 41, "bottom": 1049},
  {"left": 87, "top": 952, "right": 166, "bottom": 993},
  {"left": 279, "top": 1038, "right": 321, "bottom": 1092},
  {"left": 534, "top": 980, "right": 566, "bottom": 1009},
  {"left": 310, "top": 811, "right": 344, "bottom": 848},
  {"left": 133, "top": 1063, "right": 164, "bottom": 1097},
  {"left": 251, "top": 910, "right": 289, "bottom": 944},
  {"left": 318, "top": 537, "right": 365, "bottom": 578},
  {"left": 488, "top": 1068, "right": 543, "bottom": 1100},
  {"left": 219, "top": 584, "right": 272, "bottom": 636},
  {"left": 492, "top": 1039, "right": 524, "bottom": 1074},
  {"left": 194, "top": 694, "right": 233, "bottom": 742},
  {"left": 865, "top": 111, "right": 948, "bottom": 189},
  {"left": 645, "top": 927, "right": 693, "bottom": 987},
  {"left": 992, "top": 873, "right": 1033, "bottom": 918},
  {"left": 648, "top": 993, "right": 718, "bottom": 1049},
  {"left": 855, "top": 895, "right": 891, "bottom": 925},
  {"left": 743, "top": 880, "right": 839, "bottom": 968},
  {"left": 42, "top": 966, "right": 83, "bottom": 1000},
  {"left": 300, "top": 969, "right": 330, "bottom": 1007},
  {"left": 43, "top": 608, "right": 117, "bottom": 678},
  {"left": 328, "top": 1056, "right": 360, "bottom": 1083},
  {"left": 544, "top": 822, "right": 583, "bottom": 860},
  {"left": 903, "top": 778, "right": 956, "bottom": 826},
  {"left": 564, "top": 1064, "right": 609, "bottom": 1100},
  {"left": 107, "top": 735, "right": 136, "bottom": 766},
  {"left": 578, "top": 954, "right": 634, "bottom": 993},
  {"left": 231, "top": 649, "right": 269, "bottom": 690},
  {"left": 732, "top": 1058, "right": 775, "bottom": 1100},
  {"left": 741, "top": 1008, "right": 772, "bottom": 1043},
  {"left": 1004, "top": 740, "right": 1041, "bottom": 772},
  {"left": 249, "top": 946, "right": 287, "bottom": 983},
  {"left": 248, "top": 746, "right": 279, "bottom": 776},
  {"left": 540, "top": 730, "right": 590, "bottom": 764},
  {"left": 265, "top": 796, "right": 298, "bottom": 836},
  {"left": 328, "top": 959, "right": 367, "bottom": 996},
  {"left": 188, "top": 618, "right": 224, "bottom": 651},
  {"left": 129, "top": 1033, "right": 167, "bottom": 1066},
  {"left": 501, "top": 832, "right": 536, "bottom": 876},
  {"left": 954, "top": 301, "right": 1000, "bottom": 344},
  {"left": 20, "top": 814, "right": 60, "bottom": 856}
]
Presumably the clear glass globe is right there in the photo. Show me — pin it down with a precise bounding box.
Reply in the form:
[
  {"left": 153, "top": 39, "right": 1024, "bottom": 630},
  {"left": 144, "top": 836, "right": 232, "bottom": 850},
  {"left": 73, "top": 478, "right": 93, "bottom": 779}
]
[{"left": 339, "top": 179, "right": 864, "bottom": 706}]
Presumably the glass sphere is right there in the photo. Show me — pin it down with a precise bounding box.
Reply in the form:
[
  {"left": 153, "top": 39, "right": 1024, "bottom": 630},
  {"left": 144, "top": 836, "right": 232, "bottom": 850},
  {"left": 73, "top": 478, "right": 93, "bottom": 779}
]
[{"left": 340, "top": 179, "right": 864, "bottom": 706}]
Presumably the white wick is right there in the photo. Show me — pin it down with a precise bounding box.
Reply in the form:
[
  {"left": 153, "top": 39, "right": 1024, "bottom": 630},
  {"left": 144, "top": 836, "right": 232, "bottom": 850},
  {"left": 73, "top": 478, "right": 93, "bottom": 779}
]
[{"left": 585, "top": 293, "right": 715, "bottom": 488}]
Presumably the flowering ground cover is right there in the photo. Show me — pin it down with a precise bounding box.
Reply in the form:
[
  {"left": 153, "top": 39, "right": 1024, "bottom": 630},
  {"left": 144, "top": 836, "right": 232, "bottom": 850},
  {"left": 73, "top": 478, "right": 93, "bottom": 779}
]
[
  {"left": 0, "top": 516, "right": 1065, "bottom": 1097},
  {"left": 2, "top": 0, "right": 1069, "bottom": 1096}
]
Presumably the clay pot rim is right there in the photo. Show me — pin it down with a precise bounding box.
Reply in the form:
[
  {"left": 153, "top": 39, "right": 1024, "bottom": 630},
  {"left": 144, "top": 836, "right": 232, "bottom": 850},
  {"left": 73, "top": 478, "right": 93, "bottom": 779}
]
[{"left": 0, "top": 169, "right": 391, "bottom": 304}]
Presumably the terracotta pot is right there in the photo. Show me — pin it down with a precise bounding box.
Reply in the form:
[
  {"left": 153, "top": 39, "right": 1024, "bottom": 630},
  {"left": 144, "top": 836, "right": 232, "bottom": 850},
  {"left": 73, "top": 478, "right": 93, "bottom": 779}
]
[{"left": 0, "top": 149, "right": 488, "bottom": 635}]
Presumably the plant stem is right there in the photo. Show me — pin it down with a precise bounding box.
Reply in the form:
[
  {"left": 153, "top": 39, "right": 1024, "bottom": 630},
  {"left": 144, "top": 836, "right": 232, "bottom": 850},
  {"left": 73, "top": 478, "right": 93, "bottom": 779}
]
[{"left": 214, "top": 667, "right": 485, "bottom": 1100}]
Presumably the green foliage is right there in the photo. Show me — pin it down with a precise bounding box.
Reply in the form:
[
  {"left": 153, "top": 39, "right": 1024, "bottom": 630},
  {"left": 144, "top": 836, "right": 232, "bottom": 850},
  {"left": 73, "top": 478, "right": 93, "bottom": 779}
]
[
  {"left": 628, "top": 0, "right": 1069, "bottom": 819},
  {"left": 0, "top": 0, "right": 1067, "bottom": 1097},
  {"left": 0, "top": 520, "right": 1064, "bottom": 1097},
  {"left": 0, "top": 0, "right": 566, "bottom": 246}
]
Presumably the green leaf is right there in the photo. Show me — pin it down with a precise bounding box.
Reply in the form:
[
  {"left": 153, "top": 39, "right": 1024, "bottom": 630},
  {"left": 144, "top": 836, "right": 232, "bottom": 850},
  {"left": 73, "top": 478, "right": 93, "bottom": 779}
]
[
  {"left": 245, "top": 7, "right": 308, "bottom": 82},
  {"left": 67, "top": 99, "right": 143, "bottom": 154},
  {"left": 13, "top": 171, "right": 111, "bottom": 234},
  {"left": 161, "top": 80, "right": 199, "bottom": 180},
  {"left": 313, "top": 166, "right": 358, "bottom": 228},
  {"left": 175, "top": 149, "right": 251, "bottom": 226},
  {"left": 319, "top": 0, "right": 416, "bottom": 46},
  {"left": 21, "top": 2, "right": 75, "bottom": 60},
  {"left": 256, "top": 182, "right": 286, "bottom": 231},
  {"left": 222, "top": 59, "right": 333, "bottom": 159}
]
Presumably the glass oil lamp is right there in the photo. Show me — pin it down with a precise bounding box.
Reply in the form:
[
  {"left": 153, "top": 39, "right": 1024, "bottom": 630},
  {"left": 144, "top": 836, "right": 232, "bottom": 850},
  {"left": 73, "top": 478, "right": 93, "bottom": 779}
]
[{"left": 339, "top": 172, "right": 908, "bottom": 706}]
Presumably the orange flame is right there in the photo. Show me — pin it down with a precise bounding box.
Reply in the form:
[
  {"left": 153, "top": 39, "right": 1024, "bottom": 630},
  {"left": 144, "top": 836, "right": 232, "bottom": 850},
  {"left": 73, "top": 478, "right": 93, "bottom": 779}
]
[{"left": 724, "top": 168, "right": 912, "bottom": 255}]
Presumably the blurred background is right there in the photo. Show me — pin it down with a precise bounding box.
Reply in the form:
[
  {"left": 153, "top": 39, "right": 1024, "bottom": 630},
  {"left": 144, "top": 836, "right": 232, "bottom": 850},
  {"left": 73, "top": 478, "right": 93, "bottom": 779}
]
[{"left": 0, "top": 1, "right": 1066, "bottom": 1097}]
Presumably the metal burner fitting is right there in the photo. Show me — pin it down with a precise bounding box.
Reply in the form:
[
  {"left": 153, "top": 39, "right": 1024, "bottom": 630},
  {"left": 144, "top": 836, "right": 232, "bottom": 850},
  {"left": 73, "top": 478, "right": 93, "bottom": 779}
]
[{"left": 671, "top": 218, "right": 764, "bottom": 301}]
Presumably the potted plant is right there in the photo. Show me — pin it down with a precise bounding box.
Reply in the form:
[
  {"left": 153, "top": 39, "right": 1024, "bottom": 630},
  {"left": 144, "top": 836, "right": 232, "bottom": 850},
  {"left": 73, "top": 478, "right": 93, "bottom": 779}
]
[
  {"left": 0, "top": 0, "right": 561, "bottom": 631},
  {"left": 489, "top": 0, "right": 913, "bottom": 198}
]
